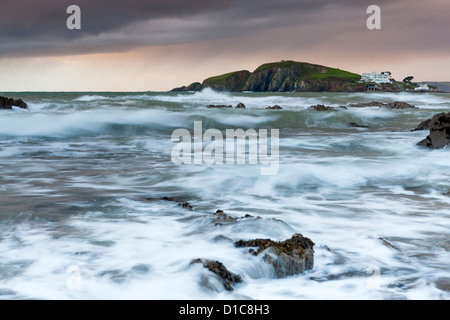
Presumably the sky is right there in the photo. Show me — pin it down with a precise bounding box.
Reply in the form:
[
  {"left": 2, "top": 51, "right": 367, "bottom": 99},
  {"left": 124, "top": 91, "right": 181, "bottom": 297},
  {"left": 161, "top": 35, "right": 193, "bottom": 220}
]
[{"left": 0, "top": 0, "right": 449, "bottom": 91}]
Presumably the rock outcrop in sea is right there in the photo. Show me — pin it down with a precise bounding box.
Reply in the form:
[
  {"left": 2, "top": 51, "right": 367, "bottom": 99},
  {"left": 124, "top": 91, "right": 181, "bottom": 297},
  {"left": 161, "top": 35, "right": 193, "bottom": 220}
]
[
  {"left": 417, "top": 112, "right": 450, "bottom": 149},
  {"left": 235, "top": 234, "right": 315, "bottom": 278},
  {"left": 0, "top": 95, "right": 28, "bottom": 109},
  {"left": 191, "top": 259, "right": 243, "bottom": 291}
]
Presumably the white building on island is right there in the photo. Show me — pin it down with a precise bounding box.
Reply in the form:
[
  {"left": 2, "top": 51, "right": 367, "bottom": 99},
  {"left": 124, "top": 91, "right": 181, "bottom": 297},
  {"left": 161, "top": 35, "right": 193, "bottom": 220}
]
[{"left": 360, "top": 71, "right": 391, "bottom": 84}]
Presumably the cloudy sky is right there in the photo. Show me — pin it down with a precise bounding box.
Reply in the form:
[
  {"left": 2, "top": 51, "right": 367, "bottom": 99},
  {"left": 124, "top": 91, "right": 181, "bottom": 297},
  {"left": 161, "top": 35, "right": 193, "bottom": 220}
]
[{"left": 0, "top": 0, "right": 449, "bottom": 91}]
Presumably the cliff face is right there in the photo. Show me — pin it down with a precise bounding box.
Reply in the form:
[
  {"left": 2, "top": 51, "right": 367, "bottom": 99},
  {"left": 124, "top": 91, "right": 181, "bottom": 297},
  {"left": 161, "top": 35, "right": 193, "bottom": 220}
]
[{"left": 172, "top": 60, "right": 363, "bottom": 92}]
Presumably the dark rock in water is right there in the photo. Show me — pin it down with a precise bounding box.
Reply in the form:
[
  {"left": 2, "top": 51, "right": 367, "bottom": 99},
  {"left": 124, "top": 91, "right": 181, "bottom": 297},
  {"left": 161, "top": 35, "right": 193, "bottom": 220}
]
[
  {"left": 417, "top": 112, "right": 450, "bottom": 149},
  {"left": 179, "top": 202, "right": 193, "bottom": 210},
  {"left": 235, "top": 103, "right": 246, "bottom": 109},
  {"left": 266, "top": 105, "right": 283, "bottom": 110},
  {"left": 385, "top": 101, "right": 416, "bottom": 109},
  {"left": 413, "top": 119, "right": 432, "bottom": 131},
  {"left": 348, "top": 101, "right": 385, "bottom": 108},
  {"left": 206, "top": 104, "right": 233, "bottom": 109},
  {"left": 347, "top": 101, "right": 415, "bottom": 109},
  {"left": 191, "top": 259, "right": 242, "bottom": 291},
  {"left": 234, "top": 234, "right": 315, "bottom": 278},
  {"left": 212, "top": 210, "right": 261, "bottom": 226},
  {"left": 350, "top": 122, "right": 369, "bottom": 128},
  {"left": 310, "top": 104, "right": 337, "bottom": 111},
  {"left": 0, "top": 96, "right": 28, "bottom": 109},
  {"left": 444, "top": 191, "right": 450, "bottom": 197},
  {"left": 211, "top": 235, "right": 234, "bottom": 243}
]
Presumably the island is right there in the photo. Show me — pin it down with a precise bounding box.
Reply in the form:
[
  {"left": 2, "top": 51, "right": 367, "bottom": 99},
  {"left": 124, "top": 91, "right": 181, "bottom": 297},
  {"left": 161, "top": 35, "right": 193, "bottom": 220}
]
[{"left": 171, "top": 60, "right": 418, "bottom": 93}]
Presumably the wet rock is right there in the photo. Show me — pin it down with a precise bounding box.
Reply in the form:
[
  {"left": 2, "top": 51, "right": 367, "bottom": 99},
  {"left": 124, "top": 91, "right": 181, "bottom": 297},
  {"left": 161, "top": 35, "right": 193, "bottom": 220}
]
[
  {"left": 235, "top": 103, "right": 246, "bottom": 109},
  {"left": 310, "top": 104, "right": 337, "bottom": 111},
  {"left": 347, "top": 101, "right": 416, "bottom": 109},
  {"left": 212, "top": 210, "right": 261, "bottom": 226},
  {"left": 417, "top": 112, "right": 450, "bottom": 149},
  {"left": 379, "top": 237, "right": 399, "bottom": 250},
  {"left": 234, "top": 234, "right": 315, "bottom": 278},
  {"left": 212, "top": 210, "right": 236, "bottom": 225},
  {"left": 350, "top": 122, "right": 369, "bottom": 128},
  {"left": 266, "top": 105, "right": 283, "bottom": 110},
  {"left": 191, "top": 259, "right": 242, "bottom": 291},
  {"left": 443, "top": 191, "right": 450, "bottom": 197},
  {"left": 412, "top": 119, "right": 432, "bottom": 131},
  {"left": 179, "top": 202, "right": 193, "bottom": 210},
  {"left": 211, "top": 235, "right": 234, "bottom": 243},
  {"left": 206, "top": 104, "right": 233, "bottom": 109},
  {"left": 0, "top": 96, "right": 28, "bottom": 109},
  {"left": 348, "top": 101, "right": 385, "bottom": 108},
  {"left": 386, "top": 101, "right": 416, "bottom": 109}
]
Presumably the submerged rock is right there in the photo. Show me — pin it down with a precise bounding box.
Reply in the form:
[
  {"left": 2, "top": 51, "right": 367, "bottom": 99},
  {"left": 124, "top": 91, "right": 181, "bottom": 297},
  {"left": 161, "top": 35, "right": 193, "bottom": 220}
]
[
  {"left": 191, "top": 259, "right": 242, "bottom": 291},
  {"left": 350, "top": 122, "right": 369, "bottom": 128},
  {"left": 212, "top": 210, "right": 261, "bottom": 226},
  {"left": 206, "top": 104, "right": 233, "bottom": 109},
  {"left": 234, "top": 234, "right": 315, "bottom": 278},
  {"left": 0, "top": 96, "right": 28, "bottom": 109},
  {"left": 235, "top": 103, "right": 246, "bottom": 109},
  {"left": 417, "top": 112, "right": 450, "bottom": 149},
  {"left": 266, "top": 105, "right": 283, "bottom": 110}
]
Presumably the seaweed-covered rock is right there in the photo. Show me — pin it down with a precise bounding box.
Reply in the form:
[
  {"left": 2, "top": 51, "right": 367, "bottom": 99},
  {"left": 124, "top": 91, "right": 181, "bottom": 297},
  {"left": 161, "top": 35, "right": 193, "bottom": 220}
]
[
  {"left": 0, "top": 96, "right": 28, "bottom": 109},
  {"left": 191, "top": 259, "right": 242, "bottom": 291},
  {"left": 417, "top": 112, "right": 450, "bottom": 149},
  {"left": 234, "top": 234, "right": 315, "bottom": 278}
]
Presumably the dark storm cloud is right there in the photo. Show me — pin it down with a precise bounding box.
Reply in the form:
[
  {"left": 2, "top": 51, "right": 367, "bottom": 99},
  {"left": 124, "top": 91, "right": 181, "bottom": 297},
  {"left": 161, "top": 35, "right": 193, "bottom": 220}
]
[{"left": 0, "top": 0, "right": 448, "bottom": 57}]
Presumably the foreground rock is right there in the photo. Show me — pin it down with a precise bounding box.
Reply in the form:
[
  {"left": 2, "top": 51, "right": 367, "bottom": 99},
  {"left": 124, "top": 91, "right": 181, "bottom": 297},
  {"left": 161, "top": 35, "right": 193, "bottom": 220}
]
[
  {"left": 234, "top": 234, "right": 315, "bottom": 278},
  {"left": 191, "top": 259, "right": 242, "bottom": 291},
  {"left": 417, "top": 112, "right": 450, "bottom": 149},
  {"left": 0, "top": 96, "right": 28, "bottom": 109},
  {"left": 350, "top": 122, "right": 369, "bottom": 128}
]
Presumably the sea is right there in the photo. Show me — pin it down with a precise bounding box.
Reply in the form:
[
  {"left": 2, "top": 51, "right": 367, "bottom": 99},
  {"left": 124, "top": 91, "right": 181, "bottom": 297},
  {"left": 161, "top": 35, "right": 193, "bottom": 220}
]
[{"left": 0, "top": 89, "right": 449, "bottom": 300}]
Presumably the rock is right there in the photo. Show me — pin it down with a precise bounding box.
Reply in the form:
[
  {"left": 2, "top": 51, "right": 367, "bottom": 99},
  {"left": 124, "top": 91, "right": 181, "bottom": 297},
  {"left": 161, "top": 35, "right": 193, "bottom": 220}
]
[
  {"left": 212, "top": 210, "right": 236, "bottom": 225},
  {"left": 417, "top": 112, "right": 450, "bottom": 149},
  {"left": 347, "top": 101, "right": 416, "bottom": 109},
  {"left": 444, "top": 191, "right": 450, "bottom": 197},
  {"left": 211, "top": 210, "right": 260, "bottom": 226},
  {"left": 350, "top": 122, "right": 369, "bottom": 128},
  {"left": 412, "top": 119, "right": 432, "bottom": 131},
  {"left": 234, "top": 234, "right": 315, "bottom": 278},
  {"left": 179, "top": 202, "right": 193, "bottom": 210},
  {"left": 235, "top": 103, "right": 246, "bottom": 109},
  {"left": 310, "top": 104, "right": 337, "bottom": 111},
  {"left": 206, "top": 104, "right": 233, "bottom": 109},
  {"left": 386, "top": 101, "right": 416, "bottom": 109},
  {"left": 347, "top": 101, "right": 385, "bottom": 108},
  {"left": 266, "top": 105, "right": 283, "bottom": 110},
  {"left": 191, "top": 259, "right": 242, "bottom": 291},
  {"left": 0, "top": 96, "right": 28, "bottom": 109}
]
